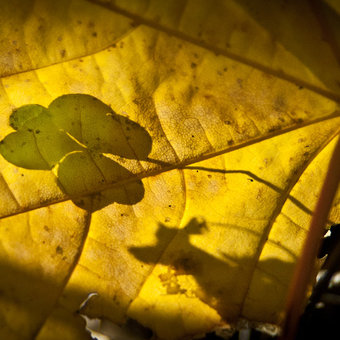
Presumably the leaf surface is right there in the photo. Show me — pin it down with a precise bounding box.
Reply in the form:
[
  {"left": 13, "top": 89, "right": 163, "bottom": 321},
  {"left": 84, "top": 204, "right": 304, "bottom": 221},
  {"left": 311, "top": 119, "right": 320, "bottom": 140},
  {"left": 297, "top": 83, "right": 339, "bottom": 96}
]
[{"left": 0, "top": 1, "right": 340, "bottom": 339}]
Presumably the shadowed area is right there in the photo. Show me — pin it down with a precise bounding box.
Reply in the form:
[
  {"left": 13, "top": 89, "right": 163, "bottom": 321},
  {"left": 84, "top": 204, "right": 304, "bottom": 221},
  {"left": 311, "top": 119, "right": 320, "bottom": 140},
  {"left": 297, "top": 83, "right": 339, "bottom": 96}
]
[
  {"left": 0, "top": 220, "right": 295, "bottom": 339},
  {"left": 129, "top": 218, "right": 295, "bottom": 321},
  {"left": 237, "top": 0, "right": 340, "bottom": 94},
  {"left": 0, "top": 94, "right": 152, "bottom": 211}
]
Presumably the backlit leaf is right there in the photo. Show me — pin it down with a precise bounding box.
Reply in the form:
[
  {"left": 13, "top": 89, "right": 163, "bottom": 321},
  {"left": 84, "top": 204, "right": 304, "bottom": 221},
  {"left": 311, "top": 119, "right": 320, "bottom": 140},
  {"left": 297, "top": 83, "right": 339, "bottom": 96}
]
[{"left": 0, "top": 0, "right": 339, "bottom": 339}]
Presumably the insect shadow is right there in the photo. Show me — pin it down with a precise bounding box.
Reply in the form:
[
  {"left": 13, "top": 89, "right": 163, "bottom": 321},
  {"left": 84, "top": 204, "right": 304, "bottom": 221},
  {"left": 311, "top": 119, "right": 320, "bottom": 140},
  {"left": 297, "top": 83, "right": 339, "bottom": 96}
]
[
  {"left": 129, "top": 217, "right": 295, "bottom": 320},
  {"left": 0, "top": 94, "right": 152, "bottom": 211}
]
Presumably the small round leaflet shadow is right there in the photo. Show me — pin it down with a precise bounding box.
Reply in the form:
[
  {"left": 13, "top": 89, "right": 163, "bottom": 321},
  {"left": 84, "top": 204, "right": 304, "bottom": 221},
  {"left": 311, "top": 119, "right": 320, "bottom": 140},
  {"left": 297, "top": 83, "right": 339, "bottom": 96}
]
[{"left": 0, "top": 94, "right": 152, "bottom": 211}]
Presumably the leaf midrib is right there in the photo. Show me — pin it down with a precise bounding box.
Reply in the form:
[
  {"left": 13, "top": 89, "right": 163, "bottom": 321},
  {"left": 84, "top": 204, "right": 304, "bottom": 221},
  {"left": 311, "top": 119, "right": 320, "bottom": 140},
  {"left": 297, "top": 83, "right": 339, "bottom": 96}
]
[
  {"left": 2, "top": 113, "right": 340, "bottom": 220},
  {"left": 87, "top": 0, "right": 340, "bottom": 103},
  {"left": 2, "top": 0, "right": 340, "bottom": 103}
]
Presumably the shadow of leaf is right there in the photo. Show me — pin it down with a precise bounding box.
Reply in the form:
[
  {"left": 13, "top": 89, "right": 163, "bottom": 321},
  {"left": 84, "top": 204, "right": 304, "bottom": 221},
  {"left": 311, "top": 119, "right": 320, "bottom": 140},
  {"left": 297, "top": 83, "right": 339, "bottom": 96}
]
[
  {"left": 0, "top": 94, "right": 152, "bottom": 211},
  {"left": 129, "top": 218, "right": 295, "bottom": 320},
  {"left": 0, "top": 220, "right": 296, "bottom": 338}
]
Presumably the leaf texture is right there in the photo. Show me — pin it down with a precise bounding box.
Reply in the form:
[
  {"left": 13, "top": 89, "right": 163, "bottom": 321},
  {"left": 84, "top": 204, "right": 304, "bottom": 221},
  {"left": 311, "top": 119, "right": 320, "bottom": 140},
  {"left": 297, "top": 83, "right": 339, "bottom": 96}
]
[{"left": 0, "top": 0, "right": 339, "bottom": 339}]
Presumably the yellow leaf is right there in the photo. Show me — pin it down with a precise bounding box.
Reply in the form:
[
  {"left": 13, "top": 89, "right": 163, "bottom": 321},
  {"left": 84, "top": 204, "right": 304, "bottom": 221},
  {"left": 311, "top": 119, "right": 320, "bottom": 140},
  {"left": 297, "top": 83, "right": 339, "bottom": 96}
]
[{"left": 0, "top": 1, "right": 339, "bottom": 339}]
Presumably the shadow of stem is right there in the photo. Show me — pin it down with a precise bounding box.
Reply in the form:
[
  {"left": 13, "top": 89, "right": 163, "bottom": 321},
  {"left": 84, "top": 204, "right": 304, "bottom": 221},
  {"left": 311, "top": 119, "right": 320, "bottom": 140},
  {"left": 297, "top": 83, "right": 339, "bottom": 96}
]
[{"left": 183, "top": 166, "right": 336, "bottom": 225}]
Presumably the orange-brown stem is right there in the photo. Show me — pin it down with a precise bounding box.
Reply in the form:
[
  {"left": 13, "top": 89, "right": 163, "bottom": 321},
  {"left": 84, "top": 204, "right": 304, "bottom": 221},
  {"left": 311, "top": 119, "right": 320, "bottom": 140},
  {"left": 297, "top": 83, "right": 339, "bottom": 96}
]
[{"left": 281, "top": 134, "right": 340, "bottom": 340}]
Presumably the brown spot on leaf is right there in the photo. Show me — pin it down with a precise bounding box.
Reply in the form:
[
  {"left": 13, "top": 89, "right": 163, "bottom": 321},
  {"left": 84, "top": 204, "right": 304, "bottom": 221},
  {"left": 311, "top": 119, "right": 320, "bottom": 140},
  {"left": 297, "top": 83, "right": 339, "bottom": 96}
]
[
  {"left": 56, "top": 246, "right": 63, "bottom": 255},
  {"left": 268, "top": 126, "right": 280, "bottom": 133},
  {"left": 273, "top": 95, "right": 286, "bottom": 111},
  {"left": 60, "top": 49, "right": 66, "bottom": 58},
  {"left": 173, "top": 257, "right": 201, "bottom": 275}
]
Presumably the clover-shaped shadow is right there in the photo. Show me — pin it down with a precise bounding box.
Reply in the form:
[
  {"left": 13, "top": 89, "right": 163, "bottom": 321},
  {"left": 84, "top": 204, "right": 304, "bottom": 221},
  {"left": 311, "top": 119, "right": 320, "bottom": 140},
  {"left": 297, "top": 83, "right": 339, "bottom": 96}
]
[{"left": 0, "top": 94, "right": 152, "bottom": 211}]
